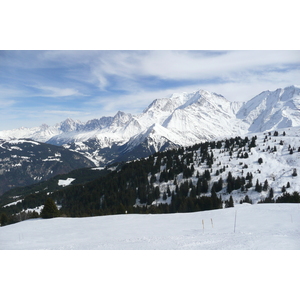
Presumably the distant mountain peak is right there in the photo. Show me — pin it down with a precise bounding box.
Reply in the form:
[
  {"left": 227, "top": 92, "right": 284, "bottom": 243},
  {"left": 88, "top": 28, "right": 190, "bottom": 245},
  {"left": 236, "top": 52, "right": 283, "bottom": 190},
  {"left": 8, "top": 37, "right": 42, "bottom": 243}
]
[{"left": 0, "top": 85, "right": 299, "bottom": 167}]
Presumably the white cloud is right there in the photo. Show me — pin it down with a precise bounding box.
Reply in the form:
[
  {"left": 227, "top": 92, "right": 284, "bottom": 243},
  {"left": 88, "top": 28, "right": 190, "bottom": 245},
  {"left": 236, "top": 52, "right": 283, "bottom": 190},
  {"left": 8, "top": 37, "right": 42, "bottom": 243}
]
[
  {"left": 44, "top": 110, "right": 89, "bottom": 115},
  {"left": 87, "top": 50, "right": 300, "bottom": 85},
  {"left": 0, "top": 99, "right": 16, "bottom": 108},
  {"left": 34, "top": 86, "right": 85, "bottom": 98}
]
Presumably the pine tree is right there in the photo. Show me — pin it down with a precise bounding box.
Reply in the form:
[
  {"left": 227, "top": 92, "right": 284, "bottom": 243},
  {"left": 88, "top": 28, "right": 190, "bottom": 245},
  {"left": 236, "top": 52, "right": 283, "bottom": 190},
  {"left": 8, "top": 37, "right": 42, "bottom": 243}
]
[
  {"left": 163, "top": 191, "right": 167, "bottom": 200},
  {"left": 41, "top": 198, "right": 59, "bottom": 219},
  {"left": 201, "top": 179, "right": 209, "bottom": 193},
  {"left": 255, "top": 179, "right": 262, "bottom": 192},
  {"left": 262, "top": 179, "right": 269, "bottom": 191},
  {"left": 167, "top": 186, "right": 171, "bottom": 197},
  {"left": 1, "top": 213, "right": 8, "bottom": 226}
]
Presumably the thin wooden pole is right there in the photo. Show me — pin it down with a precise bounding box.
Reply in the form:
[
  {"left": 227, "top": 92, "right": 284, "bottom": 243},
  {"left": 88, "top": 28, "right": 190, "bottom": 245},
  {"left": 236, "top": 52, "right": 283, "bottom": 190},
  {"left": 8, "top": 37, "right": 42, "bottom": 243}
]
[{"left": 234, "top": 210, "right": 237, "bottom": 233}]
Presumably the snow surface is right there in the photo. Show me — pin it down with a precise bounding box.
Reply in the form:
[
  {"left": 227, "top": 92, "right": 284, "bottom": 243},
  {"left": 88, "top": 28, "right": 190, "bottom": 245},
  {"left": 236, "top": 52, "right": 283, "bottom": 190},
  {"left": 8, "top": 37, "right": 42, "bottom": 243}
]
[
  {"left": 58, "top": 178, "right": 75, "bottom": 187},
  {"left": 1, "top": 203, "right": 299, "bottom": 250}
]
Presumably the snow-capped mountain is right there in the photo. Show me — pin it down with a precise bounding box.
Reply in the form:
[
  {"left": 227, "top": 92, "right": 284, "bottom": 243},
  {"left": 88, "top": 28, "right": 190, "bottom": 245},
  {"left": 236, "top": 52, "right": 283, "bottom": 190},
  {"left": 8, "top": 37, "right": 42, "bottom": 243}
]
[
  {"left": 0, "top": 85, "right": 299, "bottom": 166},
  {"left": 237, "top": 85, "right": 300, "bottom": 132}
]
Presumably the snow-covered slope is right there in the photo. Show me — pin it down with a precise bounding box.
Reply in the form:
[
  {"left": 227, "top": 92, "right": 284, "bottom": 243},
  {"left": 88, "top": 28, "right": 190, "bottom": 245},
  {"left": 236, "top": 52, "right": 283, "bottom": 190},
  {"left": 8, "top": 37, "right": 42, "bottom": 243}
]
[
  {"left": 1, "top": 203, "right": 299, "bottom": 249},
  {"left": 237, "top": 85, "right": 300, "bottom": 132}
]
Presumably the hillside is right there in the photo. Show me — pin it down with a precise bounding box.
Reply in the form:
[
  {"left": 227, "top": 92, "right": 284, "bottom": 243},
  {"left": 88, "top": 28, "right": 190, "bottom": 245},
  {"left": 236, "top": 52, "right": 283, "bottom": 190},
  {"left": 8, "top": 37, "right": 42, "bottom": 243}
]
[
  {"left": 1, "top": 203, "right": 299, "bottom": 249},
  {"left": 0, "top": 139, "right": 95, "bottom": 195},
  {"left": 1, "top": 126, "right": 300, "bottom": 224}
]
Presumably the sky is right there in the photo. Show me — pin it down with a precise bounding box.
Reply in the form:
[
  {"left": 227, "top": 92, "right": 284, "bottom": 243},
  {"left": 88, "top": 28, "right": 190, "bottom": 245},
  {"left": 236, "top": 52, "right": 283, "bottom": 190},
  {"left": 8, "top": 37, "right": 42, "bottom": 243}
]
[
  {"left": 1, "top": 50, "right": 299, "bottom": 130},
  {"left": 1, "top": 1, "right": 299, "bottom": 131}
]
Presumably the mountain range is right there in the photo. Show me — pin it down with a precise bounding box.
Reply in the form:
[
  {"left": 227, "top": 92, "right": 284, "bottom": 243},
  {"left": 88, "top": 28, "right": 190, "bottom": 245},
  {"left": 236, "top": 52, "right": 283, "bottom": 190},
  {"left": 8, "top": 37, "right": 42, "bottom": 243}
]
[
  {"left": 0, "top": 85, "right": 299, "bottom": 196},
  {"left": 1, "top": 85, "right": 299, "bottom": 167}
]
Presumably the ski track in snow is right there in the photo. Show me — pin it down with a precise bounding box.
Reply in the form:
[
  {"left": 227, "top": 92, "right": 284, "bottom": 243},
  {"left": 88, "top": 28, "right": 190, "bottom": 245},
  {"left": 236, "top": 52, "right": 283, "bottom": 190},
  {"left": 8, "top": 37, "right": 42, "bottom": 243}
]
[{"left": 1, "top": 203, "right": 299, "bottom": 250}]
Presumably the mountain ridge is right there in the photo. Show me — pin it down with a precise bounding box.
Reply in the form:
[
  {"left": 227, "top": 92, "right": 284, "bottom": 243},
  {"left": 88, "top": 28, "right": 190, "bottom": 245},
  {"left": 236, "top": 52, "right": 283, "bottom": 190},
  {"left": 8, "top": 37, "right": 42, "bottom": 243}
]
[{"left": 0, "top": 85, "right": 299, "bottom": 167}]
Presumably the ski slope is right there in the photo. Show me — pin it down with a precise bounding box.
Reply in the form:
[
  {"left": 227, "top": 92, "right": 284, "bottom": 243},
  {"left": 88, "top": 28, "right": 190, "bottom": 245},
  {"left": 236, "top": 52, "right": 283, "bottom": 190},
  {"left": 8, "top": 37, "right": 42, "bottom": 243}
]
[{"left": 1, "top": 203, "right": 299, "bottom": 250}]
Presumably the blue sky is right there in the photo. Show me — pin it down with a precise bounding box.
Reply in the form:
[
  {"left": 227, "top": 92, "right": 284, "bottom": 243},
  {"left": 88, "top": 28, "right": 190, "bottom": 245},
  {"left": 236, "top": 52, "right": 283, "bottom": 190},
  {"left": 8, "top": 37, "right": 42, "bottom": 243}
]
[{"left": 0, "top": 50, "right": 299, "bottom": 130}]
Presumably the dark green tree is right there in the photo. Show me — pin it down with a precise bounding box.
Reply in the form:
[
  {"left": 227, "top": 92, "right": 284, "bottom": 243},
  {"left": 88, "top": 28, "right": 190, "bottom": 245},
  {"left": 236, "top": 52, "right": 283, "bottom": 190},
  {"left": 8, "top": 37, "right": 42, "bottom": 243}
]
[
  {"left": 163, "top": 191, "right": 167, "bottom": 201},
  {"left": 1, "top": 213, "right": 8, "bottom": 226},
  {"left": 255, "top": 179, "right": 262, "bottom": 192},
  {"left": 41, "top": 197, "right": 59, "bottom": 219},
  {"left": 262, "top": 179, "right": 269, "bottom": 191}
]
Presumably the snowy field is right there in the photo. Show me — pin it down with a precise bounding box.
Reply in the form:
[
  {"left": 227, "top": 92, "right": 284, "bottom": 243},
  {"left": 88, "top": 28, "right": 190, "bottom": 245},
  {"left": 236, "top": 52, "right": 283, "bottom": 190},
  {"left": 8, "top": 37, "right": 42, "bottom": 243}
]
[{"left": 1, "top": 203, "right": 299, "bottom": 250}]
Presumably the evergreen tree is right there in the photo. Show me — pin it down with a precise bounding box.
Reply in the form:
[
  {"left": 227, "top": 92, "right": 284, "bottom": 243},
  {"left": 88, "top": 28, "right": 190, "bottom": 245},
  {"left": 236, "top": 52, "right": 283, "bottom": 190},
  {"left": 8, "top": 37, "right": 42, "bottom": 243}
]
[
  {"left": 204, "top": 169, "right": 211, "bottom": 180},
  {"left": 167, "top": 186, "right": 171, "bottom": 197},
  {"left": 201, "top": 179, "right": 209, "bottom": 193},
  {"left": 243, "top": 195, "right": 252, "bottom": 204},
  {"left": 227, "top": 171, "right": 233, "bottom": 183},
  {"left": 163, "top": 191, "right": 167, "bottom": 201},
  {"left": 1, "top": 213, "right": 8, "bottom": 226},
  {"left": 150, "top": 174, "right": 156, "bottom": 184},
  {"left": 154, "top": 186, "right": 160, "bottom": 199},
  {"left": 262, "top": 179, "right": 269, "bottom": 191},
  {"left": 249, "top": 136, "right": 256, "bottom": 149},
  {"left": 255, "top": 179, "right": 262, "bottom": 192},
  {"left": 41, "top": 198, "right": 59, "bottom": 219},
  {"left": 216, "top": 177, "right": 223, "bottom": 192}
]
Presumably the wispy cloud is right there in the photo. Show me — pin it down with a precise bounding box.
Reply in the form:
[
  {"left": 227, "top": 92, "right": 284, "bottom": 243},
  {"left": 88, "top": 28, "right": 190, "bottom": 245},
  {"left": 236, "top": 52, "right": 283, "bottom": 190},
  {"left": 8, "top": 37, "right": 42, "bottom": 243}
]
[
  {"left": 43, "top": 110, "right": 86, "bottom": 115},
  {"left": 33, "top": 86, "right": 85, "bottom": 98},
  {"left": 0, "top": 50, "right": 299, "bottom": 130},
  {"left": 84, "top": 50, "right": 300, "bottom": 89},
  {"left": 0, "top": 99, "right": 16, "bottom": 108}
]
